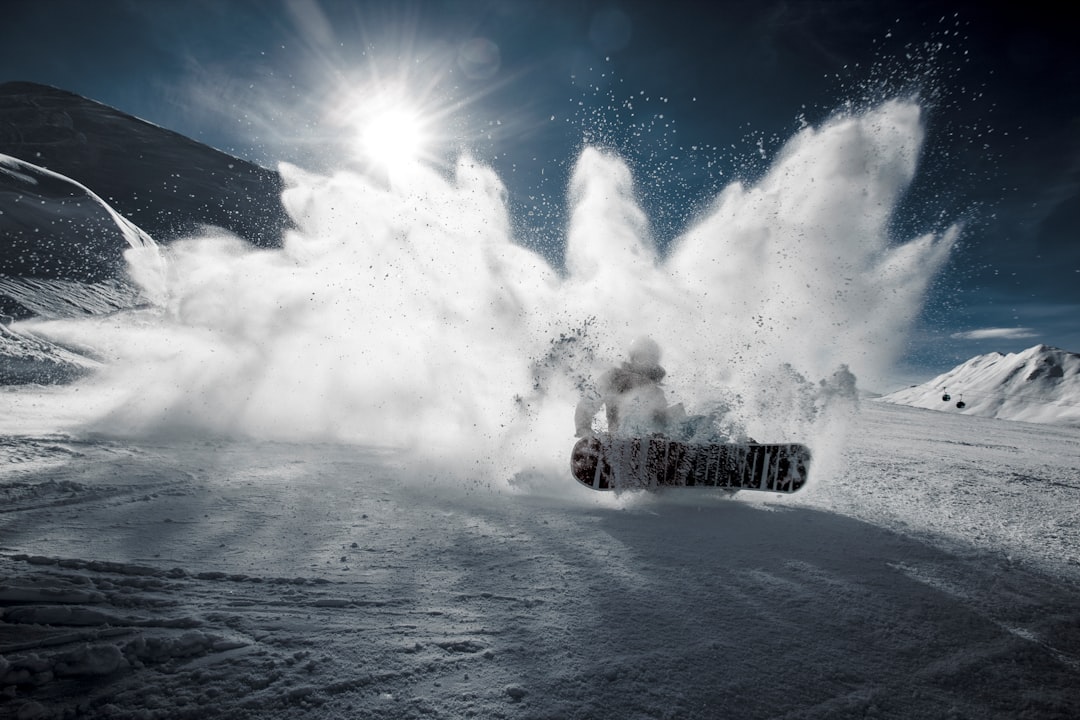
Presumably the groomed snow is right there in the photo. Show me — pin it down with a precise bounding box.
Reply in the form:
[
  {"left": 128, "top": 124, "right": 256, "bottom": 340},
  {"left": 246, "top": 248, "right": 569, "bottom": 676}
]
[{"left": 2, "top": 393, "right": 1078, "bottom": 719}]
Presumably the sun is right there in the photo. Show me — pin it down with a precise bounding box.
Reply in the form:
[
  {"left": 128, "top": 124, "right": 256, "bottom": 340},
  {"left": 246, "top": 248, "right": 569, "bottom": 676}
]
[
  {"left": 327, "top": 68, "right": 453, "bottom": 175},
  {"left": 360, "top": 105, "right": 426, "bottom": 169}
]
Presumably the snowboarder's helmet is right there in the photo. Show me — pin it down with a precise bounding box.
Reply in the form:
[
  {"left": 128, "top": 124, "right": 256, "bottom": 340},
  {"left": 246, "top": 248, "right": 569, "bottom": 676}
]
[{"left": 628, "top": 336, "right": 661, "bottom": 368}]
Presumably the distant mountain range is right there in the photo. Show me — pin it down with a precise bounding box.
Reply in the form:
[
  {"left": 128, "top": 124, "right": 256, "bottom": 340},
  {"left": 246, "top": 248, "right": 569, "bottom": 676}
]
[{"left": 880, "top": 345, "right": 1080, "bottom": 427}]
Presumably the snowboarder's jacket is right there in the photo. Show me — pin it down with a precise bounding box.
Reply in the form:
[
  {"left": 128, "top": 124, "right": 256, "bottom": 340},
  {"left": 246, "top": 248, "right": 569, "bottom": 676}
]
[{"left": 575, "top": 360, "right": 670, "bottom": 436}]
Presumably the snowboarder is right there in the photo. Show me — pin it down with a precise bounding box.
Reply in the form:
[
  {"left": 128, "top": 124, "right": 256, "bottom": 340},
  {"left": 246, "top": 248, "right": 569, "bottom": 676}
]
[
  {"left": 574, "top": 336, "right": 674, "bottom": 438},
  {"left": 571, "top": 337, "right": 810, "bottom": 491}
]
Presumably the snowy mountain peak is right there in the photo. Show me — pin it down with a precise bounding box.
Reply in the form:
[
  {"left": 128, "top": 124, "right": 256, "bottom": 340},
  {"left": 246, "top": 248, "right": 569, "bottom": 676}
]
[{"left": 881, "top": 345, "right": 1080, "bottom": 426}]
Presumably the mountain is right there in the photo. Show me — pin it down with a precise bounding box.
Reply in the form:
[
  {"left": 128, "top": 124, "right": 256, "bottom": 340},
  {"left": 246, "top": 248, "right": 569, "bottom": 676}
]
[
  {"left": 0, "top": 81, "right": 288, "bottom": 383},
  {"left": 880, "top": 344, "right": 1080, "bottom": 426},
  {"left": 0, "top": 152, "right": 156, "bottom": 382},
  {"left": 0, "top": 81, "right": 287, "bottom": 251},
  {"left": 0, "top": 152, "right": 155, "bottom": 309}
]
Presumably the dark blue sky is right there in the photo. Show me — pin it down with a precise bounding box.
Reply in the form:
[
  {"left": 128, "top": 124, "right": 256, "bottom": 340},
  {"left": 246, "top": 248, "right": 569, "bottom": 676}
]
[{"left": 3, "top": 0, "right": 1077, "bottom": 384}]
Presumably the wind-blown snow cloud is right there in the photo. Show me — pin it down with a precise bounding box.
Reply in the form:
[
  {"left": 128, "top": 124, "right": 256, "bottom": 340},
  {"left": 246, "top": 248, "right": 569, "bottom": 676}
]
[
  {"left": 55, "top": 98, "right": 956, "bottom": 485},
  {"left": 951, "top": 327, "right": 1038, "bottom": 340}
]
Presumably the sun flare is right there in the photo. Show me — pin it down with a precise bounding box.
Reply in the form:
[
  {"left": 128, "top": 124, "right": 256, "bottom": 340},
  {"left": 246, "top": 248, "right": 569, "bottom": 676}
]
[{"left": 360, "top": 106, "right": 426, "bottom": 168}]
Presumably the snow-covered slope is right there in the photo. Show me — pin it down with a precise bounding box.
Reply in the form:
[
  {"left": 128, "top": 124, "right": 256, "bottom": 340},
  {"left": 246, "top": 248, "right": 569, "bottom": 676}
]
[
  {"left": 0, "top": 396, "right": 1078, "bottom": 719},
  {"left": 0, "top": 82, "right": 287, "bottom": 384},
  {"left": 0, "top": 276, "right": 146, "bottom": 321},
  {"left": 0, "top": 153, "right": 158, "bottom": 382},
  {"left": 0, "top": 153, "right": 159, "bottom": 382},
  {"left": 0, "top": 321, "right": 99, "bottom": 384},
  {"left": 0, "top": 81, "right": 287, "bottom": 249},
  {"left": 0, "top": 152, "right": 155, "bottom": 288},
  {"left": 881, "top": 344, "right": 1080, "bottom": 426}
]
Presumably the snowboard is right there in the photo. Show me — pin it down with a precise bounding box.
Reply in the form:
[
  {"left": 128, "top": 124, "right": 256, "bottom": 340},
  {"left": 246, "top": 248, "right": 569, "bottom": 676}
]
[{"left": 571, "top": 434, "right": 811, "bottom": 492}]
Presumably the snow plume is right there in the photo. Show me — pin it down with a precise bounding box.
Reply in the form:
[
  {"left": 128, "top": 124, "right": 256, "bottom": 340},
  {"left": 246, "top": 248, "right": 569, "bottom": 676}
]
[{"left": 77, "top": 99, "right": 955, "bottom": 488}]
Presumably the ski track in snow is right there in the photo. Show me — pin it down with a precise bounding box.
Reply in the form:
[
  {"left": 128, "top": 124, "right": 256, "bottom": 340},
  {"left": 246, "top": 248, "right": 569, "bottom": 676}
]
[{"left": 2, "top": 401, "right": 1080, "bottom": 719}]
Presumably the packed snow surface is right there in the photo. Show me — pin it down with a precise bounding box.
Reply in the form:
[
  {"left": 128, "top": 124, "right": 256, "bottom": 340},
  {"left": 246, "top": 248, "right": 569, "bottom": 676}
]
[
  {"left": 1, "top": 396, "right": 1079, "bottom": 719},
  {"left": 882, "top": 344, "right": 1080, "bottom": 426}
]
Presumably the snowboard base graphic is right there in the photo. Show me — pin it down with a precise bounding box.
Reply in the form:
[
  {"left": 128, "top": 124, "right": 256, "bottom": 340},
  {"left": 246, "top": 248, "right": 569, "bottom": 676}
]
[{"left": 571, "top": 435, "right": 810, "bottom": 492}]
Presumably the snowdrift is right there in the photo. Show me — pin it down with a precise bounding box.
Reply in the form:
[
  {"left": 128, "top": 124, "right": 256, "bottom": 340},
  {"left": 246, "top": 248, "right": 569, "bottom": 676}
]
[{"left": 880, "top": 344, "right": 1080, "bottom": 426}]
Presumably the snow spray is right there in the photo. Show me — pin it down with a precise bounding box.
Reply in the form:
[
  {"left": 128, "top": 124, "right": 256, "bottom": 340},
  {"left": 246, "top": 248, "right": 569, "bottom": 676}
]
[{"left": 73, "top": 99, "right": 956, "bottom": 489}]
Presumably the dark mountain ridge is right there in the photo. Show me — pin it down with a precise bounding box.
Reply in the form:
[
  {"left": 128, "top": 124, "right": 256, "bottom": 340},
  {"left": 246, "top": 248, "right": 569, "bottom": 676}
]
[
  {"left": 0, "top": 81, "right": 290, "bottom": 382},
  {"left": 1, "top": 151, "right": 155, "bottom": 290},
  {"left": 0, "top": 81, "right": 288, "bottom": 252}
]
